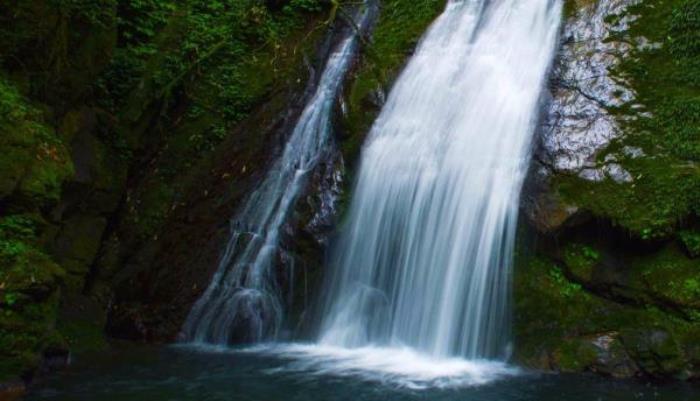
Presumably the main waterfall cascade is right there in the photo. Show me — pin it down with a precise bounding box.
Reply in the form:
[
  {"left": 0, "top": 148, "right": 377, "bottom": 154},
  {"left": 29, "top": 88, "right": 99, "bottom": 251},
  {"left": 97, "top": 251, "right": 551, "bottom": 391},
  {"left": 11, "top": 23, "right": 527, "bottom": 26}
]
[
  {"left": 317, "top": 0, "right": 562, "bottom": 360},
  {"left": 181, "top": 1, "right": 377, "bottom": 344},
  {"left": 186, "top": 0, "right": 563, "bottom": 387}
]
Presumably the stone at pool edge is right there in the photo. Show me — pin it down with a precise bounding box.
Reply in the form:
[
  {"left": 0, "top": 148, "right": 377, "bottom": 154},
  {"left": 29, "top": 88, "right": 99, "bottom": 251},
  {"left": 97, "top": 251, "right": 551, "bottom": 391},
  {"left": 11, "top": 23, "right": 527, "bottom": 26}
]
[{"left": 0, "top": 380, "right": 25, "bottom": 401}]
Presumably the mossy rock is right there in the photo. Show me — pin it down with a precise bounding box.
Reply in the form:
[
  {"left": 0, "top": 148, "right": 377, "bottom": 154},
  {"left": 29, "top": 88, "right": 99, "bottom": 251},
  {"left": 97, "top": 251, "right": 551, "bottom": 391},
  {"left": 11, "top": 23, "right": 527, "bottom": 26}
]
[
  {"left": 0, "top": 214, "right": 66, "bottom": 381},
  {"left": 629, "top": 243, "right": 700, "bottom": 309},
  {"left": 0, "top": 76, "right": 74, "bottom": 208},
  {"left": 679, "top": 230, "right": 700, "bottom": 258},
  {"left": 514, "top": 247, "right": 700, "bottom": 379},
  {"left": 553, "top": 0, "right": 700, "bottom": 241},
  {"left": 553, "top": 338, "right": 600, "bottom": 372},
  {"left": 56, "top": 293, "right": 109, "bottom": 354},
  {"left": 51, "top": 215, "right": 108, "bottom": 290},
  {"left": 0, "top": 291, "right": 63, "bottom": 382},
  {"left": 619, "top": 328, "right": 687, "bottom": 378},
  {"left": 0, "top": 0, "right": 118, "bottom": 110}
]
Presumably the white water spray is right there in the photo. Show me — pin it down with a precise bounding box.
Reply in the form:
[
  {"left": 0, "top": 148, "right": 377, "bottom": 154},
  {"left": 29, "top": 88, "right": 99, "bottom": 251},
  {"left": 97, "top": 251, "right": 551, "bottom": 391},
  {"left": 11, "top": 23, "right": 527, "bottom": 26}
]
[
  {"left": 182, "top": 2, "right": 377, "bottom": 344},
  {"left": 317, "top": 0, "right": 561, "bottom": 363},
  {"left": 186, "top": 0, "right": 562, "bottom": 386}
]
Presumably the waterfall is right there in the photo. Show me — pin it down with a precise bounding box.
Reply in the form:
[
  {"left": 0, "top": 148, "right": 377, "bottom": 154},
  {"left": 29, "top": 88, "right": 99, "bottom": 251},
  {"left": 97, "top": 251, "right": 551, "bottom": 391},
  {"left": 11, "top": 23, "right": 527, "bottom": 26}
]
[
  {"left": 317, "top": 0, "right": 561, "bottom": 360},
  {"left": 182, "top": 1, "right": 377, "bottom": 345}
]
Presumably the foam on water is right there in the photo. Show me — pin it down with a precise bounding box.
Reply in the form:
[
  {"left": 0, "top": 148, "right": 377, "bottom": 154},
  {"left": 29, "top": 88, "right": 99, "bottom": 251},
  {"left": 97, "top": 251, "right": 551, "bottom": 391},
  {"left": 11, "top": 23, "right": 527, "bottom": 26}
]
[{"left": 185, "top": 343, "right": 519, "bottom": 390}]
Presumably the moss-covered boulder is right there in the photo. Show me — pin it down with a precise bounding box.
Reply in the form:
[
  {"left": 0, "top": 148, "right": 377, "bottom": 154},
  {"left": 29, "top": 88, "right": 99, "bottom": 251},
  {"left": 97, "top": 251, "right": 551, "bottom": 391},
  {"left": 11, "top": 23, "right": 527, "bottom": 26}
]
[
  {"left": 0, "top": 78, "right": 74, "bottom": 207},
  {"left": 518, "top": 0, "right": 700, "bottom": 381},
  {"left": 514, "top": 244, "right": 700, "bottom": 379},
  {"left": 0, "top": 78, "right": 74, "bottom": 383},
  {"left": 0, "top": 214, "right": 66, "bottom": 382}
]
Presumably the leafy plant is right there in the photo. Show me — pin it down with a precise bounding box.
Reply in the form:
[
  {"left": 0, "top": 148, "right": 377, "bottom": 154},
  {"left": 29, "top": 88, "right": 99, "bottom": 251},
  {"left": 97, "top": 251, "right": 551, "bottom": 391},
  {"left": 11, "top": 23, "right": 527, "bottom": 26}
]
[
  {"left": 548, "top": 267, "right": 583, "bottom": 298},
  {"left": 679, "top": 230, "right": 700, "bottom": 257}
]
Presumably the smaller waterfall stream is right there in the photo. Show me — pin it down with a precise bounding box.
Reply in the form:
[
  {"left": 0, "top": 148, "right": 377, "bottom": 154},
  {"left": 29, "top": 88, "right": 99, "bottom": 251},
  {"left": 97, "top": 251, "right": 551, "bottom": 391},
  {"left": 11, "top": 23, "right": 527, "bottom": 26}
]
[{"left": 182, "top": 2, "right": 376, "bottom": 344}]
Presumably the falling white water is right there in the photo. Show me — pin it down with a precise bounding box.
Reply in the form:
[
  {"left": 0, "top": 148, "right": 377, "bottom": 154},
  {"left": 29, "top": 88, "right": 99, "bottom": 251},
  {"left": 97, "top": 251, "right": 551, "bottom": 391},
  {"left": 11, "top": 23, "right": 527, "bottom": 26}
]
[
  {"left": 182, "top": 2, "right": 377, "bottom": 344},
  {"left": 240, "top": 343, "right": 520, "bottom": 389},
  {"left": 317, "top": 0, "right": 562, "bottom": 363}
]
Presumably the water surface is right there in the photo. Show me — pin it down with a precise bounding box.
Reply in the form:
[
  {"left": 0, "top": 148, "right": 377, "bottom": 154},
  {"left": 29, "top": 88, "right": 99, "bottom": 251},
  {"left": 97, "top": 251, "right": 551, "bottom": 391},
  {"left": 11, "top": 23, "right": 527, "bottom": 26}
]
[{"left": 27, "top": 345, "right": 698, "bottom": 401}]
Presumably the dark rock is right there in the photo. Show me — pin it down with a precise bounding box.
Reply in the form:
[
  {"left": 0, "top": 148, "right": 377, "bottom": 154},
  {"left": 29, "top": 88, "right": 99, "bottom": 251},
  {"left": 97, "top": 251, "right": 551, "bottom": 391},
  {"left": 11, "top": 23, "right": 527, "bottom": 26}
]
[
  {"left": 0, "top": 380, "right": 25, "bottom": 401},
  {"left": 266, "top": 0, "right": 292, "bottom": 11},
  {"left": 522, "top": 168, "right": 584, "bottom": 233},
  {"left": 51, "top": 215, "right": 108, "bottom": 290},
  {"left": 622, "top": 329, "right": 688, "bottom": 379},
  {"left": 588, "top": 332, "right": 638, "bottom": 378}
]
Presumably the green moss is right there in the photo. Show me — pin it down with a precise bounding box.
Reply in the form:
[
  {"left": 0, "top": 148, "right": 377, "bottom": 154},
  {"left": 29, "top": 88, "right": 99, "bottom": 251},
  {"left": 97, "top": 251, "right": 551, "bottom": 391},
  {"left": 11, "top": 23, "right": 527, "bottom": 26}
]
[
  {"left": 562, "top": 243, "right": 600, "bottom": 282},
  {"left": 0, "top": 1, "right": 118, "bottom": 108},
  {"left": 515, "top": 246, "right": 700, "bottom": 377},
  {"left": 104, "top": 0, "right": 325, "bottom": 128},
  {"left": 342, "top": 0, "right": 446, "bottom": 162},
  {"left": 514, "top": 257, "right": 596, "bottom": 348},
  {"left": 555, "top": 338, "right": 599, "bottom": 371},
  {"left": 630, "top": 243, "right": 700, "bottom": 308},
  {"left": 55, "top": 319, "right": 107, "bottom": 354},
  {"left": 514, "top": 255, "right": 605, "bottom": 371},
  {"left": 555, "top": 0, "right": 700, "bottom": 240},
  {"left": 679, "top": 229, "right": 700, "bottom": 258},
  {"left": 556, "top": 159, "right": 699, "bottom": 239},
  {"left": 562, "top": 0, "right": 598, "bottom": 19},
  {"left": 0, "top": 291, "right": 62, "bottom": 382},
  {"left": 0, "top": 76, "right": 74, "bottom": 206},
  {"left": 124, "top": 179, "right": 174, "bottom": 241},
  {"left": 0, "top": 214, "right": 65, "bottom": 381},
  {"left": 96, "top": 0, "right": 331, "bottom": 242}
]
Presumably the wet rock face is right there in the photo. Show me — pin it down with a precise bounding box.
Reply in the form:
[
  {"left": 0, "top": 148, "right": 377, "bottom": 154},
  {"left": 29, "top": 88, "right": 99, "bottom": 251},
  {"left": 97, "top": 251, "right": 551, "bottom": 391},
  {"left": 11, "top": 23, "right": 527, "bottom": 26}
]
[
  {"left": 587, "top": 332, "right": 638, "bottom": 378},
  {"left": 304, "top": 158, "right": 344, "bottom": 245},
  {"left": 525, "top": 0, "right": 637, "bottom": 233},
  {"left": 539, "top": 0, "right": 636, "bottom": 176}
]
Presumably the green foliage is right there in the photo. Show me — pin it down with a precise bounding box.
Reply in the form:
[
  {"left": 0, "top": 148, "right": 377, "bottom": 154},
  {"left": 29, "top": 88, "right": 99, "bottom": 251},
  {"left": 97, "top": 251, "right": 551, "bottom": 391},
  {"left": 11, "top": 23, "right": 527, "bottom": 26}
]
[
  {"left": 0, "top": 0, "right": 335, "bottom": 382},
  {"left": 0, "top": 292, "right": 62, "bottom": 382},
  {"left": 0, "top": 214, "right": 64, "bottom": 296},
  {"left": 97, "top": 0, "right": 330, "bottom": 248},
  {"left": 0, "top": 71, "right": 71, "bottom": 381},
  {"left": 0, "top": 75, "right": 77, "bottom": 377},
  {"left": 0, "top": 1, "right": 118, "bottom": 108},
  {"left": 514, "top": 251, "right": 700, "bottom": 377},
  {"left": 48, "top": 0, "right": 117, "bottom": 26},
  {"left": 668, "top": 0, "right": 700, "bottom": 57},
  {"left": 0, "top": 213, "right": 65, "bottom": 381},
  {"left": 514, "top": 256, "right": 598, "bottom": 364},
  {"left": 0, "top": 216, "right": 35, "bottom": 269},
  {"left": 100, "top": 0, "right": 322, "bottom": 122},
  {"left": 679, "top": 229, "right": 700, "bottom": 257},
  {"left": 548, "top": 266, "right": 584, "bottom": 298},
  {"left": 0, "top": 76, "right": 74, "bottom": 204},
  {"left": 633, "top": 243, "right": 700, "bottom": 309},
  {"left": 287, "top": 0, "right": 324, "bottom": 12},
  {"left": 561, "top": 243, "right": 600, "bottom": 281}
]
